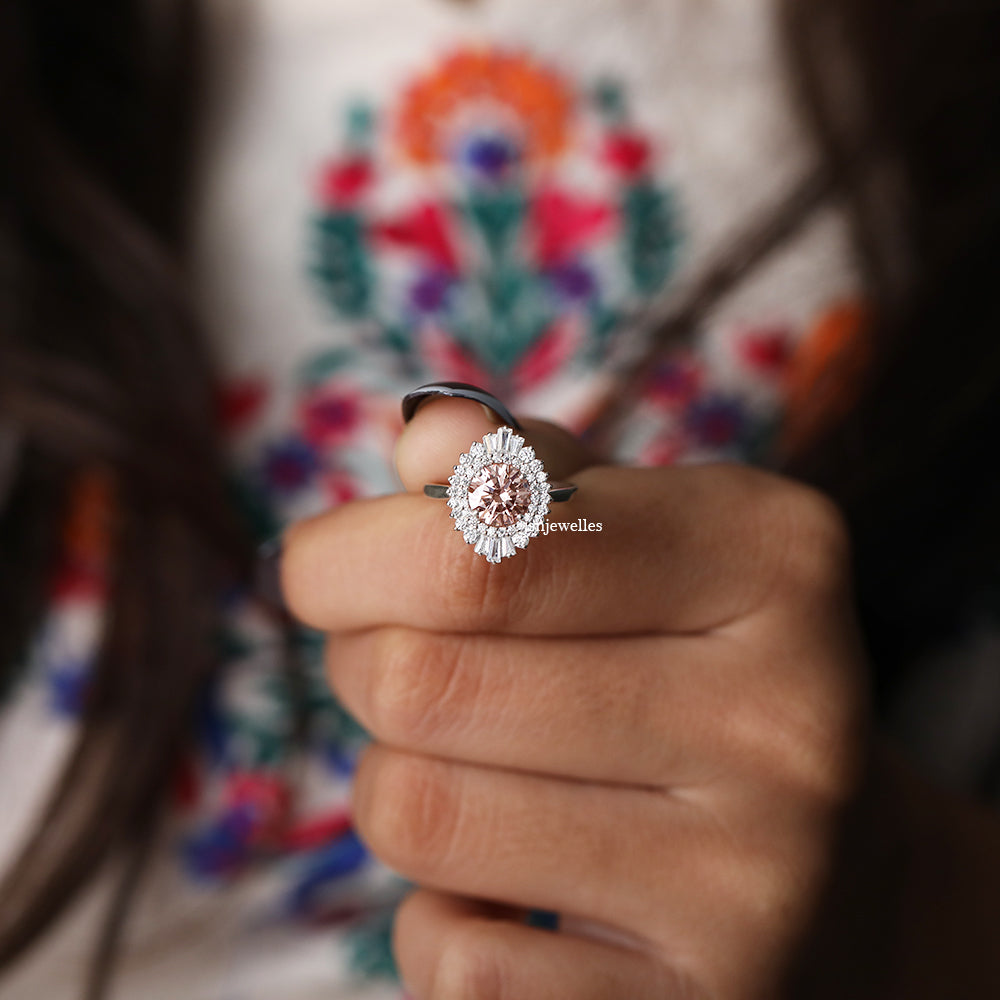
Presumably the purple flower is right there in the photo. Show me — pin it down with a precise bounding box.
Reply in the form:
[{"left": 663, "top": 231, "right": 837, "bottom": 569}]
[
  {"left": 548, "top": 260, "right": 597, "bottom": 302},
  {"left": 462, "top": 134, "right": 520, "bottom": 181},
  {"left": 181, "top": 808, "right": 256, "bottom": 881},
  {"left": 299, "top": 386, "right": 362, "bottom": 448},
  {"left": 260, "top": 436, "right": 320, "bottom": 496},
  {"left": 646, "top": 357, "right": 702, "bottom": 409},
  {"left": 684, "top": 395, "right": 749, "bottom": 449},
  {"left": 410, "top": 271, "right": 453, "bottom": 314}
]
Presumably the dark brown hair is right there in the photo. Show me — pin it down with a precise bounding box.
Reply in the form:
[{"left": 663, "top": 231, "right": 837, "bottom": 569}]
[
  {"left": 0, "top": 1, "right": 252, "bottom": 994},
  {"left": 1, "top": 0, "right": 999, "bottom": 994}
]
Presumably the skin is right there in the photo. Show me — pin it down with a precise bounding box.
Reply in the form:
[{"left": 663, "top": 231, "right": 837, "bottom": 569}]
[{"left": 280, "top": 396, "right": 1000, "bottom": 999}]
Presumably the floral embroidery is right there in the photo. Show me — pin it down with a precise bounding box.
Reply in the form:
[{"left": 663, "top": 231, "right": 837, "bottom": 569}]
[
  {"left": 777, "top": 300, "right": 871, "bottom": 460},
  {"left": 11, "top": 39, "right": 876, "bottom": 998},
  {"left": 308, "top": 45, "right": 683, "bottom": 400},
  {"left": 624, "top": 302, "right": 872, "bottom": 468}
]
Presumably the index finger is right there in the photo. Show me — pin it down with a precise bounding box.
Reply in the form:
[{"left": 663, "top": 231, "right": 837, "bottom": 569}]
[{"left": 280, "top": 459, "right": 822, "bottom": 637}]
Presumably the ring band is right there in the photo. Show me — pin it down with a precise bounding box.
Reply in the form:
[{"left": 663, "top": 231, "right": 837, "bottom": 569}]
[
  {"left": 424, "top": 425, "right": 577, "bottom": 563},
  {"left": 402, "top": 380, "right": 522, "bottom": 430}
]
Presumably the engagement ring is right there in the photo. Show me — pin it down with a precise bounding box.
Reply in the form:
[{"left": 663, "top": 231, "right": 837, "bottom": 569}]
[{"left": 424, "top": 426, "right": 577, "bottom": 563}]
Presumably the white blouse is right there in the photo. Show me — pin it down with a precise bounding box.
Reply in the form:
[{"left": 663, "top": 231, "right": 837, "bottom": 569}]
[{"left": 0, "top": 1, "right": 867, "bottom": 997}]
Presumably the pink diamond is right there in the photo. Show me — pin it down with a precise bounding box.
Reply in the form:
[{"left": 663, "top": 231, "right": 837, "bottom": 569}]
[{"left": 468, "top": 463, "right": 532, "bottom": 528}]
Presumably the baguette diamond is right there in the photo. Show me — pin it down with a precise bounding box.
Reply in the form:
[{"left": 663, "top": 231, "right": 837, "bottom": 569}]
[{"left": 444, "top": 425, "right": 554, "bottom": 563}]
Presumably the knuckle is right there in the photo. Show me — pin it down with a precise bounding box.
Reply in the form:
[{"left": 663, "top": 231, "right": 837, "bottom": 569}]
[
  {"left": 450, "top": 555, "right": 532, "bottom": 634},
  {"left": 432, "top": 926, "right": 514, "bottom": 1000},
  {"left": 353, "top": 749, "right": 460, "bottom": 879},
  {"left": 418, "top": 511, "right": 532, "bottom": 632},
  {"left": 367, "top": 629, "right": 469, "bottom": 746},
  {"left": 390, "top": 888, "right": 432, "bottom": 991},
  {"left": 768, "top": 482, "right": 853, "bottom": 599},
  {"left": 277, "top": 517, "right": 316, "bottom": 625}
]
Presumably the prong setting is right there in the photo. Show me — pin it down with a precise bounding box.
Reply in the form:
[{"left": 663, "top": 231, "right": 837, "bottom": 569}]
[{"left": 446, "top": 426, "right": 550, "bottom": 563}]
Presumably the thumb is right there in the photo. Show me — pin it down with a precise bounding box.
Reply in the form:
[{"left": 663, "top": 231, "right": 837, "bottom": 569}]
[{"left": 395, "top": 386, "right": 601, "bottom": 493}]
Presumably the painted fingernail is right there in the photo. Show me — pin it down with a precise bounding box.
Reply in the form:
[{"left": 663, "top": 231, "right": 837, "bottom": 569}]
[
  {"left": 401, "top": 381, "right": 522, "bottom": 431},
  {"left": 525, "top": 909, "right": 560, "bottom": 932},
  {"left": 254, "top": 534, "right": 286, "bottom": 610}
]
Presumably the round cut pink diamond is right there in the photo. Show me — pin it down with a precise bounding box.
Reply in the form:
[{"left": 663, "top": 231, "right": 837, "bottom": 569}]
[{"left": 468, "top": 462, "right": 532, "bottom": 528}]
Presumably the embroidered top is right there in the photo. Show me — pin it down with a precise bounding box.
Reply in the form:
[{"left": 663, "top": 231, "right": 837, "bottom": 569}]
[{"left": 0, "top": 0, "right": 945, "bottom": 997}]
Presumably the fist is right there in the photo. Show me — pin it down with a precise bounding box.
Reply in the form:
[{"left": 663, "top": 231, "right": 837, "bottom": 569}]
[{"left": 281, "top": 395, "right": 871, "bottom": 999}]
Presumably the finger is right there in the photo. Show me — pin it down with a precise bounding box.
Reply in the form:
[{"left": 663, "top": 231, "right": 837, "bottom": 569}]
[
  {"left": 393, "top": 886, "right": 683, "bottom": 1000},
  {"left": 327, "top": 627, "right": 749, "bottom": 788},
  {"left": 282, "top": 461, "right": 824, "bottom": 635},
  {"left": 395, "top": 394, "right": 599, "bottom": 491},
  {"left": 351, "top": 743, "right": 699, "bottom": 937}
]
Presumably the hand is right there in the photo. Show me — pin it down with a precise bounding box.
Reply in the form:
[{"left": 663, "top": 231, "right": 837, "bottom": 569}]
[{"left": 281, "top": 395, "right": 872, "bottom": 999}]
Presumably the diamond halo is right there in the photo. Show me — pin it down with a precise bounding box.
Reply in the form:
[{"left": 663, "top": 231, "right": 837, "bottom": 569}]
[{"left": 446, "top": 426, "right": 550, "bottom": 563}]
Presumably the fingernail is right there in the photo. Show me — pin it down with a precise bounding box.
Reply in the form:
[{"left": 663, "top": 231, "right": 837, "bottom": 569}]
[
  {"left": 524, "top": 909, "right": 560, "bottom": 932},
  {"left": 401, "top": 381, "right": 522, "bottom": 431},
  {"left": 254, "top": 534, "right": 286, "bottom": 610}
]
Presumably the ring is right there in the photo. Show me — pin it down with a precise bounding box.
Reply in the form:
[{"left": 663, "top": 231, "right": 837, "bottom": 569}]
[{"left": 424, "top": 426, "right": 577, "bottom": 563}]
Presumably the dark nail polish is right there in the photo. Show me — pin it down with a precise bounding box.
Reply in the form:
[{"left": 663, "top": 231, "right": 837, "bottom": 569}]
[
  {"left": 525, "top": 909, "right": 560, "bottom": 931},
  {"left": 254, "top": 534, "right": 286, "bottom": 610},
  {"left": 401, "top": 381, "right": 522, "bottom": 431}
]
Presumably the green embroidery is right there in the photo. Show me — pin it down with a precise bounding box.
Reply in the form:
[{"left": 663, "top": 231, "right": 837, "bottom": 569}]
[
  {"left": 296, "top": 347, "right": 358, "bottom": 387},
  {"left": 344, "top": 908, "right": 402, "bottom": 982},
  {"left": 623, "top": 182, "right": 681, "bottom": 295},
  {"left": 311, "top": 213, "right": 372, "bottom": 318}
]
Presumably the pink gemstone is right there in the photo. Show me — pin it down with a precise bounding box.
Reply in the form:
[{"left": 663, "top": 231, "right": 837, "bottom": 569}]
[{"left": 468, "top": 463, "right": 532, "bottom": 528}]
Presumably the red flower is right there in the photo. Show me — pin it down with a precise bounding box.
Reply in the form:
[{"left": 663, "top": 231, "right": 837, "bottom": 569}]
[
  {"left": 299, "top": 385, "right": 363, "bottom": 448},
  {"left": 171, "top": 753, "right": 202, "bottom": 812},
  {"left": 217, "top": 378, "right": 268, "bottom": 434},
  {"left": 279, "top": 809, "right": 353, "bottom": 852},
  {"left": 644, "top": 354, "right": 703, "bottom": 410},
  {"left": 321, "top": 469, "right": 360, "bottom": 507},
  {"left": 318, "top": 157, "right": 374, "bottom": 208},
  {"left": 418, "top": 325, "right": 493, "bottom": 388},
  {"left": 373, "top": 201, "right": 460, "bottom": 273},
  {"left": 736, "top": 325, "right": 794, "bottom": 375},
  {"left": 640, "top": 432, "right": 687, "bottom": 467},
  {"left": 603, "top": 131, "right": 653, "bottom": 178},
  {"left": 511, "top": 317, "right": 582, "bottom": 393},
  {"left": 529, "top": 186, "right": 615, "bottom": 268},
  {"left": 223, "top": 771, "right": 292, "bottom": 848}
]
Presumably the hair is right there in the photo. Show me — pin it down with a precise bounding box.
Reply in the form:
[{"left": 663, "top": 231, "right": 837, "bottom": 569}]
[
  {"left": 0, "top": 0, "right": 998, "bottom": 994},
  {"left": 0, "top": 1, "right": 253, "bottom": 995}
]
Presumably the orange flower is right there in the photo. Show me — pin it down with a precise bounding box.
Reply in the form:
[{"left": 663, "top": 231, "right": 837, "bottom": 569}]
[
  {"left": 394, "top": 47, "right": 574, "bottom": 166},
  {"left": 49, "top": 465, "right": 116, "bottom": 600},
  {"left": 62, "top": 465, "right": 115, "bottom": 569},
  {"left": 777, "top": 300, "right": 873, "bottom": 460}
]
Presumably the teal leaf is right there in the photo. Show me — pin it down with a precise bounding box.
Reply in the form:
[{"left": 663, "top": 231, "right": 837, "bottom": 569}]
[
  {"left": 344, "top": 908, "right": 402, "bottom": 982},
  {"left": 379, "top": 324, "right": 416, "bottom": 360},
  {"left": 623, "top": 182, "right": 680, "bottom": 294},
  {"left": 346, "top": 101, "right": 375, "bottom": 145},
  {"left": 226, "top": 472, "right": 281, "bottom": 545},
  {"left": 456, "top": 265, "right": 552, "bottom": 372},
  {"left": 463, "top": 188, "right": 527, "bottom": 260},
  {"left": 311, "top": 212, "right": 372, "bottom": 318},
  {"left": 296, "top": 347, "right": 358, "bottom": 387},
  {"left": 592, "top": 77, "right": 627, "bottom": 123},
  {"left": 213, "top": 625, "right": 255, "bottom": 664}
]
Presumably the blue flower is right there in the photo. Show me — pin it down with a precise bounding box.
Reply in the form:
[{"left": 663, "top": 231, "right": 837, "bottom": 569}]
[
  {"left": 461, "top": 133, "right": 520, "bottom": 182},
  {"left": 260, "top": 436, "right": 320, "bottom": 496},
  {"left": 47, "top": 663, "right": 89, "bottom": 717},
  {"left": 284, "top": 830, "right": 370, "bottom": 917},
  {"left": 684, "top": 394, "right": 750, "bottom": 449}
]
